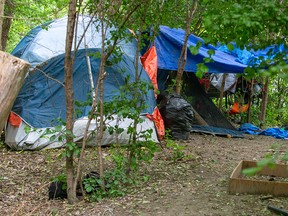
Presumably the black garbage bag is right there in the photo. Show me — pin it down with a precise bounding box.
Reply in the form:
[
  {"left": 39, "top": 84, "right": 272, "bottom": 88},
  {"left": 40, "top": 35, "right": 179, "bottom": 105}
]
[{"left": 158, "top": 93, "right": 194, "bottom": 140}]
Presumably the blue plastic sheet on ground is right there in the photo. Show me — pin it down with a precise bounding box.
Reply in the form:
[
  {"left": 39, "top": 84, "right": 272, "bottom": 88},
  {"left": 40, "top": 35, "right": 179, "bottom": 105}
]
[{"left": 239, "top": 123, "right": 288, "bottom": 139}]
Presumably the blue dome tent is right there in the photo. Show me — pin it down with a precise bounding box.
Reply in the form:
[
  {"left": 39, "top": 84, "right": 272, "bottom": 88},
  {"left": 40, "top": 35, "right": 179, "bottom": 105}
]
[{"left": 5, "top": 15, "right": 158, "bottom": 150}]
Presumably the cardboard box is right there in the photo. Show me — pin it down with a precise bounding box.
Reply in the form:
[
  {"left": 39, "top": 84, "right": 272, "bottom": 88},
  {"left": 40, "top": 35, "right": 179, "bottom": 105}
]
[{"left": 229, "top": 160, "right": 288, "bottom": 196}]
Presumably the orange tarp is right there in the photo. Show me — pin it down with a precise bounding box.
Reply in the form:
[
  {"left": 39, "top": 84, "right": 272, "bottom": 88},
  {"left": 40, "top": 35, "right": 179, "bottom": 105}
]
[
  {"left": 229, "top": 102, "right": 249, "bottom": 115},
  {"left": 140, "top": 46, "right": 158, "bottom": 92},
  {"left": 8, "top": 112, "right": 22, "bottom": 128},
  {"left": 147, "top": 107, "right": 165, "bottom": 140},
  {"left": 141, "top": 46, "right": 165, "bottom": 140}
]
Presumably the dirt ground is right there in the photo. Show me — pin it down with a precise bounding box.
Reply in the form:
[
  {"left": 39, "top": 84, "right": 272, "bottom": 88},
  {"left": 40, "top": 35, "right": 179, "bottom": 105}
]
[{"left": 0, "top": 133, "right": 288, "bottom": 216}]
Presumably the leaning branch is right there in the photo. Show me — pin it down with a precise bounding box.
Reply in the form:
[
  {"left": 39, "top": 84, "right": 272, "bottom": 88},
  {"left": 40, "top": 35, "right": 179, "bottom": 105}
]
[{"left": 34, "top": 68, "right": 65, "bottom": 87}]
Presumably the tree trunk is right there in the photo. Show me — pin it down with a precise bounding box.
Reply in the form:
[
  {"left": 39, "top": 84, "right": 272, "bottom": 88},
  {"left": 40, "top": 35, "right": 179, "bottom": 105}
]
[
  {"left": 0, "top": 0, "right": 5, "bottom": 50},
  {"left": 175, "top": 0, "right": 198, "bottom": 94},
  {"left": 0, "top": 51, "right": 29, "bottom": 132},
  {"left": 259, "top": 77, "right": 269, "bottom": 128},
  {"left": 64, "top": 0, "right": 77, "bottom": 205},
  {"left": 96, "top": 17, "right": 106, "bottom": 186},
  {"left": 1, "top": 0, "right": 14, "bottom": 51}
]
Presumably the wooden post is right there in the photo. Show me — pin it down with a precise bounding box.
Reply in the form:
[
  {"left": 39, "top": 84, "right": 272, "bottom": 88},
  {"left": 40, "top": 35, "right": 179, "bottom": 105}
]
[
  {"left": 0, "top": 51, "right": 30, "bottom": 132},
  {"left": 191, "top": 106, "right": 208, "bottom": 126}
]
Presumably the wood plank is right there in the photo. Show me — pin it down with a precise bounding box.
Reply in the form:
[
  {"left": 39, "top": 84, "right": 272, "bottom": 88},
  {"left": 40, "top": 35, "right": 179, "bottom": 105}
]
[
  {"left": 229, "top": 160, "right": 243, "bottom": 178},
  {"left": 0, "top": 51, "right": 30, "bottom": 132}
]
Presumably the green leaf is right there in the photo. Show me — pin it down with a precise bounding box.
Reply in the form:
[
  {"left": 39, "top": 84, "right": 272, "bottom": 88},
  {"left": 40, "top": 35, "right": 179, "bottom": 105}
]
[
  {"left": 108, "top": 126, "right": 114, "bottom": 135},
  {"left": 257, "top": 157, "right": 275, "bottom": 168},
  {"left": 66, "top": 151, "right": 71, "bottom": 158},
  {"left": 24, "top": 126, "right": 31, "bottom": 133},
  {"left": 86, "top": 186, "right": 92, "bottom": 193},
  {"left": 54, "top": 125, "right": 62, "bottom": 131},
  {"left": 58, "top": 135, "right": 63, "bottom": 142},
  {"left": 74, "top": 149, "right": 80, "bottom": 156},
  {"left": 242, "top": 166, "right": 263, "bottom": 176},
  {"left": 93, "top": 51, "right": 101, "bottom": 58},
  {"left": 203, "top": 57, "right": 211, "bottom": 63},
  {"left": 190, "top": 46, "right": 199, "bottom": 55},
  {"left": 196, "top": 41, "right": 202, "bottom": 49},
  {"left": 49, "top": 135, "right": 56, "bottom": 142},
  {"left": 207, "top": 49, "right": 215, "bottom": 56},
  {"left": 196, "top": 63, "right": 208, "bottom": 78},
  {"left": 227, "top": 43, "right": 234, "bottom": 51}
]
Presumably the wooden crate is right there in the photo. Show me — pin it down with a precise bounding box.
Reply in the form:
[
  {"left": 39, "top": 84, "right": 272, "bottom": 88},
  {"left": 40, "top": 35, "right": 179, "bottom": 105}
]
[{"left": 228, "top": 160, "right": 288, "bottom": 196}]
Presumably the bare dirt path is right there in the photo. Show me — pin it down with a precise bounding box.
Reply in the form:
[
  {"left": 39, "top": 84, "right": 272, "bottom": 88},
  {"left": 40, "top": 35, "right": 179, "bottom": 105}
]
[{"left": 0, "top": 133, "right": 287, "bottom": 215}]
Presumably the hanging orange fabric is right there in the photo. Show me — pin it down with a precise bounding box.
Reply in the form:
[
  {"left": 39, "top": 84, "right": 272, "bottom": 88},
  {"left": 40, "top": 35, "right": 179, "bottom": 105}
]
[
  {"left": 140, "top": 46, "right": 158, "bottom": 92},
  {"left": 229, "top": 102, "right": 249, "bottom": 115},
  {"left": 8, "top": 112, "right": 22, "bottom": 127}
]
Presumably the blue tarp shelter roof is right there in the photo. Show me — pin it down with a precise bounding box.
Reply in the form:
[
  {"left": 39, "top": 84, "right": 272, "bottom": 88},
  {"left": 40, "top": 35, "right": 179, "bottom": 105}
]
[
  {"left": 155, "top": 26, "right": 247, "bottom": 73},
  {"left": 155, "top": 26, "right": 287, "bottom": 73}
]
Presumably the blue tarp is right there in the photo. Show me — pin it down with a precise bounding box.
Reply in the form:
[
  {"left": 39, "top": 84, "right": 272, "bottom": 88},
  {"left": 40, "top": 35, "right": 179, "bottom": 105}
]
[
  {"left": 155, "top": 26, "right": 286, "bottom": 73},
  {"left": 217, "top": 43, "right": 287, "bottom": 65},
  {"left": 155, "top": 26, "right": 247, "bottom": 73},
  {"left": 239, "top": 123, "right": 288, "bottom": 139}
]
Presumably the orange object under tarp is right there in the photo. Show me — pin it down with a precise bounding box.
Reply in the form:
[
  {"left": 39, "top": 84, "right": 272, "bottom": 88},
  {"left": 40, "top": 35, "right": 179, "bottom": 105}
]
[
  {"left": 229, "top": 102, "right": 250, "bottom": 115},
  {"left": 147, "top": 107, "right": 165, "bottom": 140},
  {"left": 8, "top": 112, "right": 22, "bottom": 127},
  {"left": 140, "top": 46, "right": 158, "bottom": 92}
]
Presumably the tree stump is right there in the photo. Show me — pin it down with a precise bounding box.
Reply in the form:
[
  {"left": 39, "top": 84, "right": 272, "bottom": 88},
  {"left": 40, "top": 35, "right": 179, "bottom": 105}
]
[{"left": 0, "top": 51, "right": 30, "bottom": 132}]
